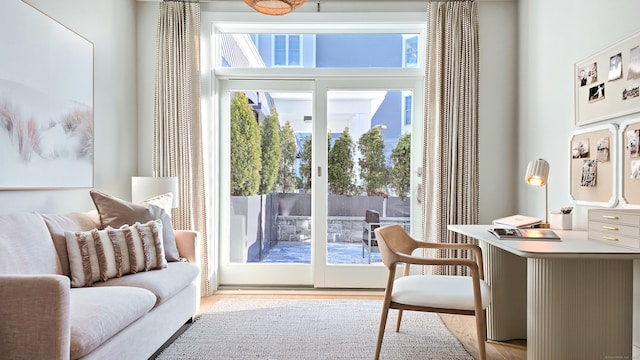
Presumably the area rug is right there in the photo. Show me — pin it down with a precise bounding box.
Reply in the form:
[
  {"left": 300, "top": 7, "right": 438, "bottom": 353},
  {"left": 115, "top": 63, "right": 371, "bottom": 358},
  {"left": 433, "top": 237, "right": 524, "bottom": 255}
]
[{"left": 157, "top": 298, "right": 472, "bottom": 359}]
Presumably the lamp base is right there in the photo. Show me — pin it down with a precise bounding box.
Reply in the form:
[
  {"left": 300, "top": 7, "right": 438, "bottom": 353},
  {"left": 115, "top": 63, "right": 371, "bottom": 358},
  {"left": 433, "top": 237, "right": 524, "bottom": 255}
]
[{"left": 532, "top": 223, "right": 551, "bottom": 229}]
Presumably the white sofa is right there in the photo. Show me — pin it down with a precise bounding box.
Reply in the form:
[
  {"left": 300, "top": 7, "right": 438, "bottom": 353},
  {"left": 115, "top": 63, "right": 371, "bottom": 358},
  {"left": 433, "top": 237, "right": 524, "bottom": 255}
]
[{"left": 0, "top": 209, "right": 200, "bottom": 360}]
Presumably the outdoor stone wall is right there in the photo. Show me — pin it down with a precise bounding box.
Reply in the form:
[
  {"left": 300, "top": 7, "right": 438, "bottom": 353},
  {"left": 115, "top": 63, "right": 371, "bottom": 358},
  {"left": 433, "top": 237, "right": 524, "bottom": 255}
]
[
  {"left": 231, "top": 193, "right": 411, "bottom": 261},
  {"left": 277, "top": 216, "right": 409, "bottom": 243},
  {"left": 277, "top": 216, "right": 312, "bottom": 242}
]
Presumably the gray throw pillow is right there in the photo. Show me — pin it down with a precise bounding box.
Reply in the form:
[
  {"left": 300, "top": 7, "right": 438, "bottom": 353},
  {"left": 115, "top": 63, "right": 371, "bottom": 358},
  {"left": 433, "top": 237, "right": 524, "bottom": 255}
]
[{"left": 89, "top": 190, "right": 181, "bottom": 262}]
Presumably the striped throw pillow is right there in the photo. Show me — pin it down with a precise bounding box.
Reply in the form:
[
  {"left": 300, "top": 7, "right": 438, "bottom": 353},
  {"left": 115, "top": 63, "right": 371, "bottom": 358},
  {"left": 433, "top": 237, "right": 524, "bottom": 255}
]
[{"left": 65, "top": 220, "right": 167, "bottom": 287}]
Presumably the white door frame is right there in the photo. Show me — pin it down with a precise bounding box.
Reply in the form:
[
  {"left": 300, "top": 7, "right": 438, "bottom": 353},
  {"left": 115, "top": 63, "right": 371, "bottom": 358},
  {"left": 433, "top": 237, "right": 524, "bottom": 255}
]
[{"left": 216, "top": 78, "right": 422, "bottom": 288}]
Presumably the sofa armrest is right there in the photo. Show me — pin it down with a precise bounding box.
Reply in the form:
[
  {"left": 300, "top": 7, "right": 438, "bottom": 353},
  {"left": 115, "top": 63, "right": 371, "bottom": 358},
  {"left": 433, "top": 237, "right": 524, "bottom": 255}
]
[
  {"left": 0, "top": 274, "right": 71, "bottom": 360},
  {"left": 174, "top": 230, "right": 201, "bottom": 266}
]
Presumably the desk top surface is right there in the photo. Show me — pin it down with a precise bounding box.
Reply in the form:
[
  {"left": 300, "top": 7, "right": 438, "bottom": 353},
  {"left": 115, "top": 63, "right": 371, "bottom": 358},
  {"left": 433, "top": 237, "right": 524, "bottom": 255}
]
[{"left": 448, "top": 224, "right": 640, "bottom": 259}]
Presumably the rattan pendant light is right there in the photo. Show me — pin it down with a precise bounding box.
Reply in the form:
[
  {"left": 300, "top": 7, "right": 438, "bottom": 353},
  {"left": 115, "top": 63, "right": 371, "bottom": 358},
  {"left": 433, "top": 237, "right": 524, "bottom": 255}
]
[{"left": 243, "top": 0, "right": 306, "bottom": 16}]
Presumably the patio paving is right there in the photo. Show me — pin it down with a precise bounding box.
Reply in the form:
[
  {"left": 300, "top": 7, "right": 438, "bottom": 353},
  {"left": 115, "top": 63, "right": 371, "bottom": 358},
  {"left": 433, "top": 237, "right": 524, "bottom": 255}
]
[{"left": 260, "top": 241, "right": 382, "bottom": 264}]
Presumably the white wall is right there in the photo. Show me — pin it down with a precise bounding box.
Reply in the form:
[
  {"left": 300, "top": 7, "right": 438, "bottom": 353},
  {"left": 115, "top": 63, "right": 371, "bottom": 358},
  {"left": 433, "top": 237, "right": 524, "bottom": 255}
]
[
  {"left": 0, "top": 0, "right": 138, "bottom": 215},
  {"left": 518, "top": 0, "right": 640, "bottom": 229},
  {"left": 518, "top": 1, "right": 640, "bottom": 351},
  {"left": 478, "top": 0, "right": 519, "bottom": 223},
  {"left": 136, "top": 1, "right": 159, "bottom": 177}
]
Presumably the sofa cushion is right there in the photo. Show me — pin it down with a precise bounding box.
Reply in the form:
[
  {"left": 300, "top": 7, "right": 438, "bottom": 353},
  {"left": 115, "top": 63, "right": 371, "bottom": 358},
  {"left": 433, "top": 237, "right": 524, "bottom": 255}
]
[
  {"left": 65, "top": 220, "right": 167, "bottom": 287},
  {"left": 0, "top": 212, "right": 61, "bottom": 275},
  {"left": 42, "top": 211, "right": 101, "bottom": 277},
  {"left": 90, "top": 190, "right": 180, "bottom": 262},
  {"left": 69, "top": 286, "right": 156, "bottom": 359},
  {"left": 93, "top": 261, "right": 199, "bottom": 305}
]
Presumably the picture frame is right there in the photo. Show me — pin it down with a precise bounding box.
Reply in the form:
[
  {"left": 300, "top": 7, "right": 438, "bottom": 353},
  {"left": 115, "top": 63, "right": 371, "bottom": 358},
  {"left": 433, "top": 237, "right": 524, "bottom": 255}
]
[
  {"left": 575, "top": 30, "right": 640, "bottom": 126},
  {"left": 0, "top": 0, "right": 94, "bottom": 189},
  {"left": 569, "top": 123, "right": 618, "bottom": 207},
  {"left": 619, "top": 118, "right": 640, "bottom": 207}
]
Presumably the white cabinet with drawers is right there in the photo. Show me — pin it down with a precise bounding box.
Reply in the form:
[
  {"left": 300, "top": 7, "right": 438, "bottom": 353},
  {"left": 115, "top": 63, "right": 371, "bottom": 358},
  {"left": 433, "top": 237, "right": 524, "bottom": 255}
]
[
  {"left": 589, "top": 209, "right": 640, "bottom": 249},
  {"left": 588, "top": 209, "right": 640, "bottom": 352}
]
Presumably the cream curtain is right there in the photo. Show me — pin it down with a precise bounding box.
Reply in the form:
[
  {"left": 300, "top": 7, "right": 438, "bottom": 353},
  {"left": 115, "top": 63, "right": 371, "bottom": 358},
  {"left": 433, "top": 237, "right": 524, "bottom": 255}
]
[
  {"left": 422, "top": 1, "right": 479, "bottom": 276},
  {"left": 154, "top": 1, "right": 212, "bottom": 294}
]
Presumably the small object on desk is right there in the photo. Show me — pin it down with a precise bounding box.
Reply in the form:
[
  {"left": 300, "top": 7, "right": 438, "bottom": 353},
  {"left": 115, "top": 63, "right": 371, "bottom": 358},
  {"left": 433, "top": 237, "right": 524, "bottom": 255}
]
[
  {"left": 492, "top": 214, "right": 543, "bottom": 228},
  {"left": 488, "top": 227, "right": 561, "bottom": 241},
  {"left": 550, "top": 211, "right": 572, "bottom": 230},
  {"left": 561, "top": 206, "right": 573, "bottom": 214}
]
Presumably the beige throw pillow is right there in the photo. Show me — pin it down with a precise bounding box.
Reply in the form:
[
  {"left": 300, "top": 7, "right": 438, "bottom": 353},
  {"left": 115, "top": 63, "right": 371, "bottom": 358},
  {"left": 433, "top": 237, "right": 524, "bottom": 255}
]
[
  {"left": 89, "top": 190, "right": 180, "bottom": 262},
  {"left": 65, "top": 220, "right": 166, "bottom": 287}
]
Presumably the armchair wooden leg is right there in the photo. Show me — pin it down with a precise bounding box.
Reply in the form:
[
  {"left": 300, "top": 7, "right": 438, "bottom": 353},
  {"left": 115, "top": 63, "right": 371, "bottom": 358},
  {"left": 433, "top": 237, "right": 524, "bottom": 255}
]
[
  {"left": 375, "top": 306, "right": 390, "bottom": 360},
  {"left": 395, "top": 309, "right": 403, "bottom": 332},
  {"left": 475, "top": 310, "right": 488, "bottom": 360}
]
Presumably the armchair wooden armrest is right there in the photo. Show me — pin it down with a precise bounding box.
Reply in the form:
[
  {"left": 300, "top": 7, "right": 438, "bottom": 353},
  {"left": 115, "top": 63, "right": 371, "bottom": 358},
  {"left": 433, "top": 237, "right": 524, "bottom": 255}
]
[
  {"left": 374, "top": 225, "right": 485, "bottom": 279},
  {"left": 413, "top": 241, "right": 485, "bottom": 279}
]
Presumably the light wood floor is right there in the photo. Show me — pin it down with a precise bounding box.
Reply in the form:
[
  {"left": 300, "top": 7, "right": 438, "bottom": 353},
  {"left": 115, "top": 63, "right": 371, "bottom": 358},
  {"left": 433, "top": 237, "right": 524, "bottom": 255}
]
[{"left": 199, "top": 290, "right": 526, "bottom": 360}]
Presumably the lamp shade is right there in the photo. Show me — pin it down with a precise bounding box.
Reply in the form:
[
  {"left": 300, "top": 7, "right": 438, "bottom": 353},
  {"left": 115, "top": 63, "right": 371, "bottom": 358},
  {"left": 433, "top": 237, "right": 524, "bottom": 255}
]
[
  {"left": 131, "top": 176, "right": 179, "bottom": 208},
  {"left": 243, "top": 0, "right": 305, "bottom": 16},
  {"left": 525, "top": 159, "right": 549, "bottom": 187}
]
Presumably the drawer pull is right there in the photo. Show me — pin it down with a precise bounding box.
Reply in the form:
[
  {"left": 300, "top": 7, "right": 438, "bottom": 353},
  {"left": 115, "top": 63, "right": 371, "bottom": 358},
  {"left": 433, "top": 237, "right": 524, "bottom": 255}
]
[
  {"left": 602, "top": 236, "right": 619, "bottom": 242},
  {"left": 602, "top": 226, "right": 619, "bottom": 231},
  {"left": 602, "top": 215, "right": 619, "bottom": 220}
]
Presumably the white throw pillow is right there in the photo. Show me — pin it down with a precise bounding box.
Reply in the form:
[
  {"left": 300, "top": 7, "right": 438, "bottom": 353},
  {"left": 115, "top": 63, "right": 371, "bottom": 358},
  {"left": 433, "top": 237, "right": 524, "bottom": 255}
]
[{"left": 145, "top": 192, "right": 174, "bottom": 217}]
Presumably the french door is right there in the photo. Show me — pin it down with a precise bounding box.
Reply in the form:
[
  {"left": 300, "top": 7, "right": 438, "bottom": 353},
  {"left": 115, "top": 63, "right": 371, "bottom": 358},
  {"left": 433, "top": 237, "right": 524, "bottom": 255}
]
[{"left": 217, "top": 78, "right": 422, "bottom": 288}]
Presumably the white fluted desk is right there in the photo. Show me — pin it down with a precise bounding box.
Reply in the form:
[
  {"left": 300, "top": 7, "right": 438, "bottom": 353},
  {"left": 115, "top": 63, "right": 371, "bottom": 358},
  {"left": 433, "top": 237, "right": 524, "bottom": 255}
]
[{"left": 448, "top": 224, "right": 640, "bottom": 360}]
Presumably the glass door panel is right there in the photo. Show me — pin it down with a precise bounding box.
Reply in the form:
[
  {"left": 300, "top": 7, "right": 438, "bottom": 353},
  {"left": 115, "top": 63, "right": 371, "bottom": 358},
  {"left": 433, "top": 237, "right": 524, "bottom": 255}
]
[
  {"left": 218, "top": 80, "right": 314, "bottom": 286},
  {"left": 314, "top": 79, "right": 421, "bottom": 289},
  {"left": 325, "top": 90, "right": 412, "bottom": 265}
]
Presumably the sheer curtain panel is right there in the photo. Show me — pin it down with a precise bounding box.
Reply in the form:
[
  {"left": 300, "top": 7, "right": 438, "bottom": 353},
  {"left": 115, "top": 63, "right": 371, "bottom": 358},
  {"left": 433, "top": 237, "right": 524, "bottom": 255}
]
[
  {"left": 154, "top": 0, "right": 212, "bottom": 294},
  {"left": 422, "top": 1, "right": 479, "bottom": 276}
]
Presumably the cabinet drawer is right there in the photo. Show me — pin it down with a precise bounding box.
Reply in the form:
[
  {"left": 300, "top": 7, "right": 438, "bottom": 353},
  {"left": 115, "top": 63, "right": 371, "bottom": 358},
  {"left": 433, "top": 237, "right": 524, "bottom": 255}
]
[
  {"left": 589, "top": 230, "right": 640, "bottom": 249},
  {"left": 589, "top": 210, "right": 640, "bottom": 227},
  {"left": 588, "top": 221, "right": 640, "bottom": 237}
]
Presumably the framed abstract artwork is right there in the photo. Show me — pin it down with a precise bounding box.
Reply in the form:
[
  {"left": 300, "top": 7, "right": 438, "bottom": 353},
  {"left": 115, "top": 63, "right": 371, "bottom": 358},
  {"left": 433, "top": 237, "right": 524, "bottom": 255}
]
[
  {"left": 569, "top": 123, "right": 618, "bottom": 207},
  {"left": 0, "top": 0, "right": 93, "bottom": 189},
  {"left": 575, "top": 30, "right": 640, "bottom": 126}
]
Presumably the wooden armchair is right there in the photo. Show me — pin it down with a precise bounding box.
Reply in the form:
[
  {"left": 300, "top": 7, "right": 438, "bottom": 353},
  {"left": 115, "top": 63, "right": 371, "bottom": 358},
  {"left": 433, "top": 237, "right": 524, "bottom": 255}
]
[{"left": 373, "top": 224, "right": 491, "bottom": 360}]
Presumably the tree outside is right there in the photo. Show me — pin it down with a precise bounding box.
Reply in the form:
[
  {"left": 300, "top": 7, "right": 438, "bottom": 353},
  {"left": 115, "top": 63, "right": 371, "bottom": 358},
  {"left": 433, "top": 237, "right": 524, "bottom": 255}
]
[
  {"left": 277, "top": 121, "right": 298, "bottom": 193},
  {"left": 299, "top": 136, "right": 312, "bottom": 193},
  {"left": 230, "top": 92, "right": 261, "bottom": 196},
  {"left": 328, "top": 127, "right": 358, "bottom": 195},
  {"left": 229, "top": 92, "right": 411, "bottom": 199},
  {"left": 389, "top": 132, "right": 411, "bottom": 199},
  {"left": 357, "top": 127, "right": 387, "bottom": 195},
  {"left": 259, "top": 109, "right": 281, "bottom": 194}
]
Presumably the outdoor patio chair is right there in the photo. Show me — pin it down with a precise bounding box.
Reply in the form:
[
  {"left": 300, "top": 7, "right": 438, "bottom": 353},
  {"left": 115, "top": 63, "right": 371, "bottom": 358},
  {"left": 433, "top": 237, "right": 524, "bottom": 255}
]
[
  {"left": 362, "top": 209, "right": 380, "bottom": 263},
  {"left": 373, "top": 224, "right": 491, "bottom": 360}
]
